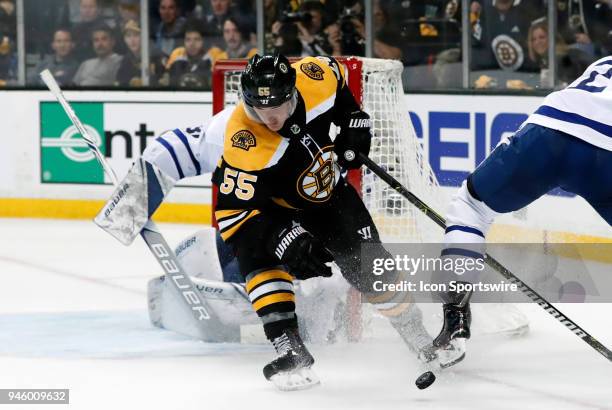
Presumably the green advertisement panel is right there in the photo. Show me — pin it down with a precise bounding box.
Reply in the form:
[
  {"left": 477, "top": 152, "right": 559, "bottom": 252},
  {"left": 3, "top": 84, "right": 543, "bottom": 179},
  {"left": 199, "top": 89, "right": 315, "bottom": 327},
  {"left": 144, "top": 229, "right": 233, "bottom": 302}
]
[{"left": 40, "top": 102, "right": 106, "bottom": 184}]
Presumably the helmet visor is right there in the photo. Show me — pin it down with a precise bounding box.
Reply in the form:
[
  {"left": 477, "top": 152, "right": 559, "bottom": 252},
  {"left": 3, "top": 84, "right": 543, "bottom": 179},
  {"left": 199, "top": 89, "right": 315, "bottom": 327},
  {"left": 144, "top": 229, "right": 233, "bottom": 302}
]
[{"left": 243, "top": 91, "right": 297, "bottom": 132}]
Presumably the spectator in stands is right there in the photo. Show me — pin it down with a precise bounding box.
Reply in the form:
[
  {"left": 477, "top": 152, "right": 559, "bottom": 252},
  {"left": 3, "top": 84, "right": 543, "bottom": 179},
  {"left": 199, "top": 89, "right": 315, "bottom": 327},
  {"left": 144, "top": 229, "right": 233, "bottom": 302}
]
[
  {"left": 334, "top": 0, "right": 366, "bottom": 55},
  {"left": 29, "top": 28, "right": 79, "bottom": 86},
  {"left": 275, "top": 0, "right": 340, "bottom": 21},
  {"left": 117, "top": 0, "right": 140, "bottom": 25},
  {"left": 297, "top": 0, "right": 333, "bottom": 55},
  {"left": 72, "top": 0, "right": 106, "bottom": 62},
  {"left": 24, "top": 0, "right": 71, "bottom": 58},
  {"left": 526, "top": 17, "right": 592, "bottom": 87},
  {"left": 271, "top": 0, "right": 334, "bottom": 56},
  {"left": 0, "top": 0, "right": 15, "bottom": 41},
  {"left": 203, "top": 0, "right": 233, "bottom": 47},
  {"left": 167, "top": 20, "right": 213, "bottom": 89},
  {"left": 73, "top": 24, "right": 123, "bottom": 86},
  {"left": 270, "top": 18, "right": 303, "bottom": 56},
  {"left": 470, "top": 0, "right": 539, "bottom": 72},
  {"left": 372, "top": 0, "right": 402, "bottom": 60},
  {"left": 324, "top": 22, "right": 342, "bottom": 55},
  {"left": 208, "top": 14, "right": 258, "bottom": 61},
  {"left": 557, "top": 0, "right": 612, "bottom": 59},
  {"left": 391, "top": 0, "right": 461, "bottom": 66},
  {"left": 155, "top": 0, "right": 187, "bottom": 56},
  {"left": 0, "top": 36, "right": 14, "bottom": 86},
  {"left": 0, "top": 0, "right": 15, "bottom": 85},
  {"left": 116, "top": 20, "right": 166, "bottom": 87}
]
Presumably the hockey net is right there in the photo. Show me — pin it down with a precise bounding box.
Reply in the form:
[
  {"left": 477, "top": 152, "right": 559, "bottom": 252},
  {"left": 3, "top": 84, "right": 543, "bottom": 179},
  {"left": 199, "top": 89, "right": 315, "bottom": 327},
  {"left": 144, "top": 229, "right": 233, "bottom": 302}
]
[
  {"left": 212, "top": 57, "right": 445, "bottom": 243},
  {"left": 212, "top": 57, "right": 446, "bottom": 341}
]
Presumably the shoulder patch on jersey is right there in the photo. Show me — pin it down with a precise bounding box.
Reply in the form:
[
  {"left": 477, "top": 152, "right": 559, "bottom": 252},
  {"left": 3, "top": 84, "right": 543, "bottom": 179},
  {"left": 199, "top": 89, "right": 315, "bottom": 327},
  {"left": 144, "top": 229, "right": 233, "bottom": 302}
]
[
  {"left": 231, "top": 130, "right": 256, "bottom": 151},
  {"left": 300, "top": 62, "right": 324, "bottom": 81},
  {"left": 223, "top": 104, "right": 287, "bottom": 172}
]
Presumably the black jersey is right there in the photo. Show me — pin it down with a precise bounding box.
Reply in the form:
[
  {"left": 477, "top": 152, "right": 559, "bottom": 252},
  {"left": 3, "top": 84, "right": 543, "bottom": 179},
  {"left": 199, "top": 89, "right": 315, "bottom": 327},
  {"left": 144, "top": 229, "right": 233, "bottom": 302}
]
[{"left": 212, "top": 56, "right": 363, "bottom": 242}]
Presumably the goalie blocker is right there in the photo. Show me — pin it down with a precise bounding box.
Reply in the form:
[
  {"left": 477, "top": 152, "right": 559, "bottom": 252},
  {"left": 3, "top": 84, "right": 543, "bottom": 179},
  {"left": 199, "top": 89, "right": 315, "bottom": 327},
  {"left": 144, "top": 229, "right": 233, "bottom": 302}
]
[{"left": 94, "top": 158, "right": 176, "bottom": 246}]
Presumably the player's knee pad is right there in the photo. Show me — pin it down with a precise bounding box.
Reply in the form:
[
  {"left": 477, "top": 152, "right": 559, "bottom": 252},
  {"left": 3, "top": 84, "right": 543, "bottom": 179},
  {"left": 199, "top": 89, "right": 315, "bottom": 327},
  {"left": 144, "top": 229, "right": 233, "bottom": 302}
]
[{"left": 444, "top": 180, "right": 497, "bottom": 244}]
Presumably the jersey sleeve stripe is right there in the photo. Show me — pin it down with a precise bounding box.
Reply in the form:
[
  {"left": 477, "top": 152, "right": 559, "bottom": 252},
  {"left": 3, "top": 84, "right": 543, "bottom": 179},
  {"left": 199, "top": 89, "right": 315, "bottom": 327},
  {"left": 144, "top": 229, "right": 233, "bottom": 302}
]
[
  {"left": 173, "top": 128, "right": 202, "bottom": 175},
  {"left": 156, "top": 136, "right": 185, "bottom": 179},
  {"left": 217, "top": 209, "right": 261, "bottom": 241},
  {"left": 445, "top": 225, "right": 485, "bottom": 238},
  {"left": 216, "top": 209, "right": 248, "bottom": 221},
  {"left": 441, "top": 247, "right": 484, "bottom": 259},
  {"left": 535, "top": 105, "right": 612, "bottom": 138},
  {"left": 217, "top": 210, "right": 249, "bottom": 230}
]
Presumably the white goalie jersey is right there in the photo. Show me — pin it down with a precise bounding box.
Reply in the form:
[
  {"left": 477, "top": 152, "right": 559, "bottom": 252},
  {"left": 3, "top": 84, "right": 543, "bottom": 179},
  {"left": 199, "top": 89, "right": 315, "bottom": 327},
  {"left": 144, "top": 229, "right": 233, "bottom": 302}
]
[{"left": 141, "top": 107, "right": 234, "bottom": 179}]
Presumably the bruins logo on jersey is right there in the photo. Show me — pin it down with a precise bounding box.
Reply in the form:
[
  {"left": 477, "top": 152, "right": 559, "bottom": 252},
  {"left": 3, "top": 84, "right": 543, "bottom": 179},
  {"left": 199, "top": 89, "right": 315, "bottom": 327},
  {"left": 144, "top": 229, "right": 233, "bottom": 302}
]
[
  {"left": 300, "top": 62, "right": 324, "bottom": 81},
  {"left": 231, "top": 130, "right": 256, "bottom": 151},
  {"left": 297, "top": 146, "right": 339, "bottom": 203}
]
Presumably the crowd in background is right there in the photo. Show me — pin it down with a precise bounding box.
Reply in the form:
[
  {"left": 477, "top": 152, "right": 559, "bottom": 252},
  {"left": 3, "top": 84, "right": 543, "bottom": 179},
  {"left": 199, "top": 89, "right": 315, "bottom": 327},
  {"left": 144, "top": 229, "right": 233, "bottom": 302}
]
[{"left": 0, "top": 0, "right": 610, "bottom": 90}]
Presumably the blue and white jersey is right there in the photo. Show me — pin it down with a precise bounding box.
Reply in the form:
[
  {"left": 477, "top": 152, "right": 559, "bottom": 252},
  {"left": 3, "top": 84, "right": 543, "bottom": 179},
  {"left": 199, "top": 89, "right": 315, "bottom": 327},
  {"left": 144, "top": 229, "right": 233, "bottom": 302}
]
[
  {"left": 525, "top": 56, "right": 612, "bottom": 151},
  {"left": 142, "top": 107, "right": 235, "bottom": 180}
]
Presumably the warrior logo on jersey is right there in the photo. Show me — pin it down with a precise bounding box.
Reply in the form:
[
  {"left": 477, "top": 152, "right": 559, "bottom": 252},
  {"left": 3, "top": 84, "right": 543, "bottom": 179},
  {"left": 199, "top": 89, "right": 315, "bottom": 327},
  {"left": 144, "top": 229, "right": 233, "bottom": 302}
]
[
  {"left": 297, "top": 145, "right": 339, "bottom": 203},
  {"left": 300, "top": 62, "right": 324, "bottom": 81},
  {"left": 231, "top": 130, "right": 256, "bottom": 151}
]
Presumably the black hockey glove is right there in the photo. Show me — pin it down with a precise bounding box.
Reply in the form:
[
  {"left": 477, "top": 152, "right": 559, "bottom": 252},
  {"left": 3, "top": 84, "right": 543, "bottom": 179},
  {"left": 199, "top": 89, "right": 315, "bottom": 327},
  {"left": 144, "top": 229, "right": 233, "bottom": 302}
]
[
  {"left": 269, "top": 223, "right": 334, "bottom": 280},
  {"left": 335, "top": 111, "right": 372, "bottom": 169}
]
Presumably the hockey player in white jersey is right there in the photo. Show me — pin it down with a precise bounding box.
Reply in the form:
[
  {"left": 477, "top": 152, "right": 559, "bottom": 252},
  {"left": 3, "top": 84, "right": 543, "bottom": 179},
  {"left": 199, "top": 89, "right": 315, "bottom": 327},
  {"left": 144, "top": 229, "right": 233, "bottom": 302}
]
[{"left": 433, "top": 56, "right": 612, "bottom": 351}]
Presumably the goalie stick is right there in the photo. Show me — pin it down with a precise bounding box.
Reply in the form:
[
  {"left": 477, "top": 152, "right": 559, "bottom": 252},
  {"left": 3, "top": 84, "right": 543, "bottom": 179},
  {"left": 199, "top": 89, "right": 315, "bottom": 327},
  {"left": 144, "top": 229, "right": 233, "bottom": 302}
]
[
  {"left": 357, "top": 152, "right": 612, "bottom": 362},
  {"left": 40, "top": 69, "right": 234, "bottom": 342}
]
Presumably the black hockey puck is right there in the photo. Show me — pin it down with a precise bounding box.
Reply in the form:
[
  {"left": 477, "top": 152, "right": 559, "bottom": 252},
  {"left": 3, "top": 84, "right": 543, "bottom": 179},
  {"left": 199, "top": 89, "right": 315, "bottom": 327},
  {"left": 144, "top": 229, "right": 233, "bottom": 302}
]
[{"left": 415, "top": 371, "right": 436, "bottom": 390}]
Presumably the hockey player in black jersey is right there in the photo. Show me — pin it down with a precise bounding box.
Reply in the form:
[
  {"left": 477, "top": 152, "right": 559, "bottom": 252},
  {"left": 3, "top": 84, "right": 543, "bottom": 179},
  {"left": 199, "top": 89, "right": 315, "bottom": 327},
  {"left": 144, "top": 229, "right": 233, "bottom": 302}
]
[{"left": 211, "top": 53, "right": 464, "bottom": 390}]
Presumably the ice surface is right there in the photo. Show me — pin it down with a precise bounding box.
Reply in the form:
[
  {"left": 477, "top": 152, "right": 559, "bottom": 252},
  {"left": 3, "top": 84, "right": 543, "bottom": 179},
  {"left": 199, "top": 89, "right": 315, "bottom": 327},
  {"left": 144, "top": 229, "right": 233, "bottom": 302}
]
[{"left": 0, "top": 218, "right": 611, "bottom": 410}]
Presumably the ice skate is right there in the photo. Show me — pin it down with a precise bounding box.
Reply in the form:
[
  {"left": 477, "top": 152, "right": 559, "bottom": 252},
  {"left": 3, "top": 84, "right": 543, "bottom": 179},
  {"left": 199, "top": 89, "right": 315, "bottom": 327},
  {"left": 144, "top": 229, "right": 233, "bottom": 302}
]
[{"left": 263, "top": 328, "right": 320, "bottom": 391}]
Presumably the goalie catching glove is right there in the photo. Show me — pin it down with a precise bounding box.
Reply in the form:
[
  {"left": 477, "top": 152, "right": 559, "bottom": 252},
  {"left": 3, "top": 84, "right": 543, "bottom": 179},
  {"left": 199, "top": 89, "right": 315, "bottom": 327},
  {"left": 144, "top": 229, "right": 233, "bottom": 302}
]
[
  {"left": 269, "top": 223, "right": 334, "bottom": 280},
  {"left": 334, "top": 110, "right": 372, "bottom": 169}
]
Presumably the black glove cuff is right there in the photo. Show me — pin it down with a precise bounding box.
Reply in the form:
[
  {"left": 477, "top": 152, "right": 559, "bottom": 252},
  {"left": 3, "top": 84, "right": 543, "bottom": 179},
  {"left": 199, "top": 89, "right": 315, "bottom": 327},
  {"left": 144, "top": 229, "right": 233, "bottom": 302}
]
[{"left": 271, "top": 224, "right": 309, "bottom": 261}]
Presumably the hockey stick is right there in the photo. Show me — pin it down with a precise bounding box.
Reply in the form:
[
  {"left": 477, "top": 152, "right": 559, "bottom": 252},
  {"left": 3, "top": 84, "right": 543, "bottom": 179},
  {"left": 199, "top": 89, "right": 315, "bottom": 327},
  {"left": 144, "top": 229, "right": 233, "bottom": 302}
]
[
  {"left": 40, "top": 69, "right": 234, "bottom": 342},
  {"left": 358, "top": 152, "right": 612, "bottom": 362}
]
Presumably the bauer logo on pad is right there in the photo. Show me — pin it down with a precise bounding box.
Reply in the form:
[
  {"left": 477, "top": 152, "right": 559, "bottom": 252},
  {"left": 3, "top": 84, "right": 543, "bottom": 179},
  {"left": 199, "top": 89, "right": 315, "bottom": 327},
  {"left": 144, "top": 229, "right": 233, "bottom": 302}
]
[{"left": 231, "top": 130, "right": 257, "bottom": 151}]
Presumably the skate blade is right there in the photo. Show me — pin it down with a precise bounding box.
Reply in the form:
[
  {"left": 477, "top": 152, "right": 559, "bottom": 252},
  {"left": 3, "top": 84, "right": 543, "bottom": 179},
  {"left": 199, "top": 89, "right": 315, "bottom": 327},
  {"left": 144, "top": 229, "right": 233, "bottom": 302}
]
[
  {"left": 438, "top": 339, "right": 466, "bottom": 369},
  {"left": 270, "top": 367, "right": 321, "bottom": 391},
  {"left": 495, "top": 323, "right": 530, "bottom": 338}
]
